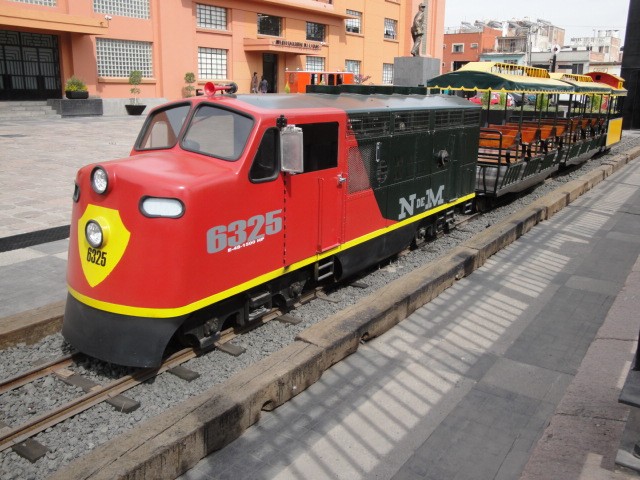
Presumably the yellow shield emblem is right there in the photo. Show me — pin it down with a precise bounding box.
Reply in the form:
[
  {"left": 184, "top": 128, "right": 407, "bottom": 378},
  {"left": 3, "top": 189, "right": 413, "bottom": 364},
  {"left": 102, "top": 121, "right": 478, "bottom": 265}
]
[{"left": 77, "top": 205, "right": 131, "bottom": 288}]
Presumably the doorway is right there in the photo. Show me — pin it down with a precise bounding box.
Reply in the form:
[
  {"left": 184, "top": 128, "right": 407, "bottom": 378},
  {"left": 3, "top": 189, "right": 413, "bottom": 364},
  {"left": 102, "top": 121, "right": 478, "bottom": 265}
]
[
  {"left": 262, "top": 53, "right": 278, "bottom": 93},
  {"left": 0, "top": 30, "right": 62, "bottom": 100}
]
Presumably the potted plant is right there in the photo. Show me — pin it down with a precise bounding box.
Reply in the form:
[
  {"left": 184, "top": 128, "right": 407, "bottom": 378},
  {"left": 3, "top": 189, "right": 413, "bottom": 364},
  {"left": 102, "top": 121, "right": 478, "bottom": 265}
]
[
  {"left": 183, "top": 72, "right": 196, "bottom": 97},
  {"left": 64, "top": 76, "right": 89, "bottom": 99},
  {"left": 125, "top": 70, "right": 146, "bottom": 115}
]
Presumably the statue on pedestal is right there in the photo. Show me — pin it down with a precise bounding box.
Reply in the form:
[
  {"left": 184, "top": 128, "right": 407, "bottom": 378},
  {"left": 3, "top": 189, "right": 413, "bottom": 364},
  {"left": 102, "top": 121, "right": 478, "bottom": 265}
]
[{"left": 410, "top": 3, "right": 426, "bottom": 57}]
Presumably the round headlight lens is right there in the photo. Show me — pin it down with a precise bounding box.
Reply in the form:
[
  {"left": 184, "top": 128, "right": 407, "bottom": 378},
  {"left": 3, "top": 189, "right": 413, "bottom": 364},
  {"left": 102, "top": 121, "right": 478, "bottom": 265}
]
[
  {"left": 91, "top": 167, "right": 108, "bottom": 194},
  {"left": 85, "top": 220, "right": 103, "bottom": 248}
]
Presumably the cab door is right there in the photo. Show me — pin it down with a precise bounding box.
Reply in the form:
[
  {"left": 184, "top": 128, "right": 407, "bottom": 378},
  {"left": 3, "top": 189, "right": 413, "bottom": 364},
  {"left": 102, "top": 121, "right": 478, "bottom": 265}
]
[{"left": 283, "top": 121, "right": 344, "bottom": 266}]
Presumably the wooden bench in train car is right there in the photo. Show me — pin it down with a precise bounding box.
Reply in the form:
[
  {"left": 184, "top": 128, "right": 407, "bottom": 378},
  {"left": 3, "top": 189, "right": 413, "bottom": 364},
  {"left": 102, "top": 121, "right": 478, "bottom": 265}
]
[
  {"left": 489, "top": 125, "right": 541, "bottom": 156},
  {"left": 479, "top": 131, "right": 517, "bottom": 149},
  {"left": 589, "top": 117, "right": 605, "bottom": 134},
  {"left": 552, "top": 123, "right": 567, "bottom": 137},
  {"left": 521, "top": 124, "right": 555, "bottom": 141},
  {"left": 520, "top": 119, "right": 568, "bottom": 138},
  {"left": 506, "top": 123, "right": 558, "bottom": 147},
  {"left": 517, "top": 124, "right": 560, "bottom": 152},
  {"left": 490, "top": 124, "right": 540, "bottom": 143},
  {"left": 478, "top": 129, "right": 519, "bottom": 164},
  {"left": 567, "top": 118, "right": 585, "bottom": 140},
  {"left": 516, "top": 120, "right": 568, "bottom": 148}
]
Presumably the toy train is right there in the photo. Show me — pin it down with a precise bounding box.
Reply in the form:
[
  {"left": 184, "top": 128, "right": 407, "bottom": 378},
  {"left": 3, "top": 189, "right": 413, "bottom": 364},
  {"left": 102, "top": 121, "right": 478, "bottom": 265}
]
[
  {"left": 63, "top": 63, "right": 626, "bottom": 367},
  {"left": 63, "top": 82, "right": 478, "bottom": 367}
]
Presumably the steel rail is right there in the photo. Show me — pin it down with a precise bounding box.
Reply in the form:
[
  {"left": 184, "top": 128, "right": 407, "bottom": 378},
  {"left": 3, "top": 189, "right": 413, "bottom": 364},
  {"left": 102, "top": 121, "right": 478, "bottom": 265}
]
[
  {"left": 0, "top": 347, "right": 196, "bottom": 453},
  {"left": 0, "top": 353, "right": 76, "bottom": 396}
]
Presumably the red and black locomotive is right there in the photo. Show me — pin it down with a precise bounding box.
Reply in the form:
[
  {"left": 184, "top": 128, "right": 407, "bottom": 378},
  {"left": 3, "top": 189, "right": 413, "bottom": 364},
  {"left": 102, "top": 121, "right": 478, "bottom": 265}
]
[{"left": 63, "top": 83, "right": 479, "bottom": 367}]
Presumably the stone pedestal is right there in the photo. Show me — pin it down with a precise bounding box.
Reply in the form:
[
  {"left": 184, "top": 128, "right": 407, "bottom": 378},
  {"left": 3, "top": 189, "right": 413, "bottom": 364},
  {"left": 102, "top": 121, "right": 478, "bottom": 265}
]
[
  {"left": 47, "top": 98, "right": 103, "bottom": 117},
  {"left": 393, "top": 56, "right": 441, "bottom": 87}
]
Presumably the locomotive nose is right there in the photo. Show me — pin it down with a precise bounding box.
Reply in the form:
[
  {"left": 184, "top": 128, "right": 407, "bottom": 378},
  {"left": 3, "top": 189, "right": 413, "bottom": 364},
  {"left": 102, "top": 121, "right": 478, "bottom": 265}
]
[{"left": 77, "top": 204, "right": 131, "bottom": 288}]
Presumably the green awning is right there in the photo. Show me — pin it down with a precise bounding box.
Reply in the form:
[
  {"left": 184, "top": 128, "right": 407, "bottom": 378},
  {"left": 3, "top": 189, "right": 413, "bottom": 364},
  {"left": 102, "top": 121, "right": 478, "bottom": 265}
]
[{"left": 427, "top": 70, "right": 575, "bottom": 94}]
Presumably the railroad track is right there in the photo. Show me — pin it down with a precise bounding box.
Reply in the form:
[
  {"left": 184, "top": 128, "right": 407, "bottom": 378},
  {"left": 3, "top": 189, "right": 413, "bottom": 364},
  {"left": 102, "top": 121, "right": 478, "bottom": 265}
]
[
  {"left": 0, "top": 347, "right": 199, "bottom": 457},
  {"left": 0, "top": 290, "right": 320, "bottom": 459}
]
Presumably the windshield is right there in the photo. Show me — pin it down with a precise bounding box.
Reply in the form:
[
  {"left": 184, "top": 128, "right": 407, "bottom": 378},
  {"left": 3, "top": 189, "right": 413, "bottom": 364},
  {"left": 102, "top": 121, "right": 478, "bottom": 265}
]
[
  {"left": 182, "top": 104, "right": 254, "bottom": 161},
  {"left": 137, "top": 104, "right": 190, "bottom": 150}
]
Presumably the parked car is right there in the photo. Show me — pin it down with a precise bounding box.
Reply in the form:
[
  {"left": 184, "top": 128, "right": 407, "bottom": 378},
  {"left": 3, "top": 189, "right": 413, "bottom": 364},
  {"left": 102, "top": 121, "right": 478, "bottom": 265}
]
[
  {"left": 509, "top": 92, "right": 536, "bottom": 106},
  {"left": 468, "top": 92, "right": 514, "bottom": 107}
]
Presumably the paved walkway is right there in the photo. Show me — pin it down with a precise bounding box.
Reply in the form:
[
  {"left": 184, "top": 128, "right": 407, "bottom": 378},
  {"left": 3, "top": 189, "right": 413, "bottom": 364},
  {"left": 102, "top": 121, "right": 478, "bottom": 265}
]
[
  {"left": 0, "top": 115, "right": 145, "bottom": 238},
  {"left": 0, "top": 116, "right": 144, "bottom": 317},
  {"left": 179, "top": 153, "right": 640, "bottom": 480}
]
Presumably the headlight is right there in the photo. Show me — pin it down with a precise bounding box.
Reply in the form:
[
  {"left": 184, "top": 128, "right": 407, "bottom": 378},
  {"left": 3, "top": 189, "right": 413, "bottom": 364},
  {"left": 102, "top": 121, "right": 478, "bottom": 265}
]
[
  {"left": 140, "top": 197, "right": 185, "bottom": 218},
  {"left": 85, "top": 220, "right": 104, "bottom": 248},
  {"left": 91, "top": 167, "right": 108, "bottom": 194}
]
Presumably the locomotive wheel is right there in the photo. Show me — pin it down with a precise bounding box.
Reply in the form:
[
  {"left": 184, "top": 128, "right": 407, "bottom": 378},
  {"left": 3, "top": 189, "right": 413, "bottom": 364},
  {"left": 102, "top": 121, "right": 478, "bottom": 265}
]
[
  {"left": 177, "top": 315, "right": 222, "bottom": 349},
  {"left": 411, "top": 225, "right": 428, "bottom": 249}
]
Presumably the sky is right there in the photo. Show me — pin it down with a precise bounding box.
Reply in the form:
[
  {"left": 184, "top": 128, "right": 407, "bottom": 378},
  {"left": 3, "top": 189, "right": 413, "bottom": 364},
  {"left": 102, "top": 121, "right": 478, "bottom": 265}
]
[{"left": 444, "top": 0, "right": 630, "bottom": 44}]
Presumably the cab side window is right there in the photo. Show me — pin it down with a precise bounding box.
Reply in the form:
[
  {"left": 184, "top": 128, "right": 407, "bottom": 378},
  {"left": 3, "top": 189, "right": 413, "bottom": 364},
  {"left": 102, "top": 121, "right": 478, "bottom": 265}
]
[
  {"left": 300, "top": 122, "right": 338, "bottom": 172},
  {"left": 250, "top": 128, "right": 279, "bottom": 182}
]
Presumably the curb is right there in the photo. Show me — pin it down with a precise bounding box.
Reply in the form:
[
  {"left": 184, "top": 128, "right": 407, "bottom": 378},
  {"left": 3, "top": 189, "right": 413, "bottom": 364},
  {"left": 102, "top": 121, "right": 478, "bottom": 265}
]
[
  {"left": 0, "top": 301, "right": 65, "bottom": 349},
  {"left": 51, "top": 145, "right": 640, "bottom": 480}
]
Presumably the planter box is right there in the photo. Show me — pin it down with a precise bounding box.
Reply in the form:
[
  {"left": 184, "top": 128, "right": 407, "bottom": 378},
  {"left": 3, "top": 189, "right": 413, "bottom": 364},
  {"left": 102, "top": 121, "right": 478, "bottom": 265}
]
[
  {"left": 65, "top": 90, "right": 89, "bottom": 100},
  {"left": 47, "top": 98, "right": 103, "bottom": 117},
  {"left": 125, "top": 104, "right": 147, "bottom": 115}
]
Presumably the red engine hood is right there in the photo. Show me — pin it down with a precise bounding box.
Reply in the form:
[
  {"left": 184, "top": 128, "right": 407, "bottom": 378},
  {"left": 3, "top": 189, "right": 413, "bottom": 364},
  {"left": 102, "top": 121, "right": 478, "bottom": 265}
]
[{"left": 88, "top": 150, "right": 239, "bottom": 193}]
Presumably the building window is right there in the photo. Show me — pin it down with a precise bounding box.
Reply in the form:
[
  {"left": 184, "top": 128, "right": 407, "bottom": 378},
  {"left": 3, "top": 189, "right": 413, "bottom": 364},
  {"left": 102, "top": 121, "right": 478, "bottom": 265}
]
[
  {"left": 96, "top": 38, "right": 153, "bottom": 78},
  {"left": 382, "top": 63, "right": 394, "bottom": 84},
  {"left": 306, "top": 56, "right": 325, "bottom": 72},
  {"left": 346, "top": 10, "right": 362, "bottom": 34},
  {"left": 196, "top": 4, "right": 227, "bottom": 30},
  {"left": 470, "top": 43, "right": 478, "bottom": 49},
  {"left": 306, "top": 22, "right": 326, "bottom": 42},
  {"left": 258, "top": 14, "right": 282, "bottom": 37},
  {"left": 452, "top": 43, "right": 464, "bottom": 53},
  {"left": 198, "top": 47, "right": 228, "bottom": 79},
  {"left": 93, "top": 0, "right": 150, "bottom": 19},
  {"left": 345, "top": 60, "right": 360, "bottom": 75},
  {"left": 11, "top": 0, "right": 56, "bottom": 4},
  {"left": 384, "top": 19, "right": 397, "bottom": 40}
]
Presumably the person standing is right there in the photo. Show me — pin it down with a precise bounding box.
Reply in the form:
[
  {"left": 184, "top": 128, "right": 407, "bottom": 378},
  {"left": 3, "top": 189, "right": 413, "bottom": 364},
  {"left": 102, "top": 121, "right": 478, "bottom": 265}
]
[
  {"left": 251, "top": 72, "right": 259, "bottom": 93},
  {"left": 260, "top": 76, "right": 268, "bottom": 94},
  {"left": 410, "top": 3, "right": 426, "bottom": 57}
]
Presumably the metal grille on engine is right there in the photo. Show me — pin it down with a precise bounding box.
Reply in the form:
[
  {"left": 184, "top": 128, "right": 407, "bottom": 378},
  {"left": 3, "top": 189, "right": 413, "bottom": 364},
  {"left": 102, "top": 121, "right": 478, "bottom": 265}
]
[{"left": 348, "top": 145, "right": 372, "bottom": 194}]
